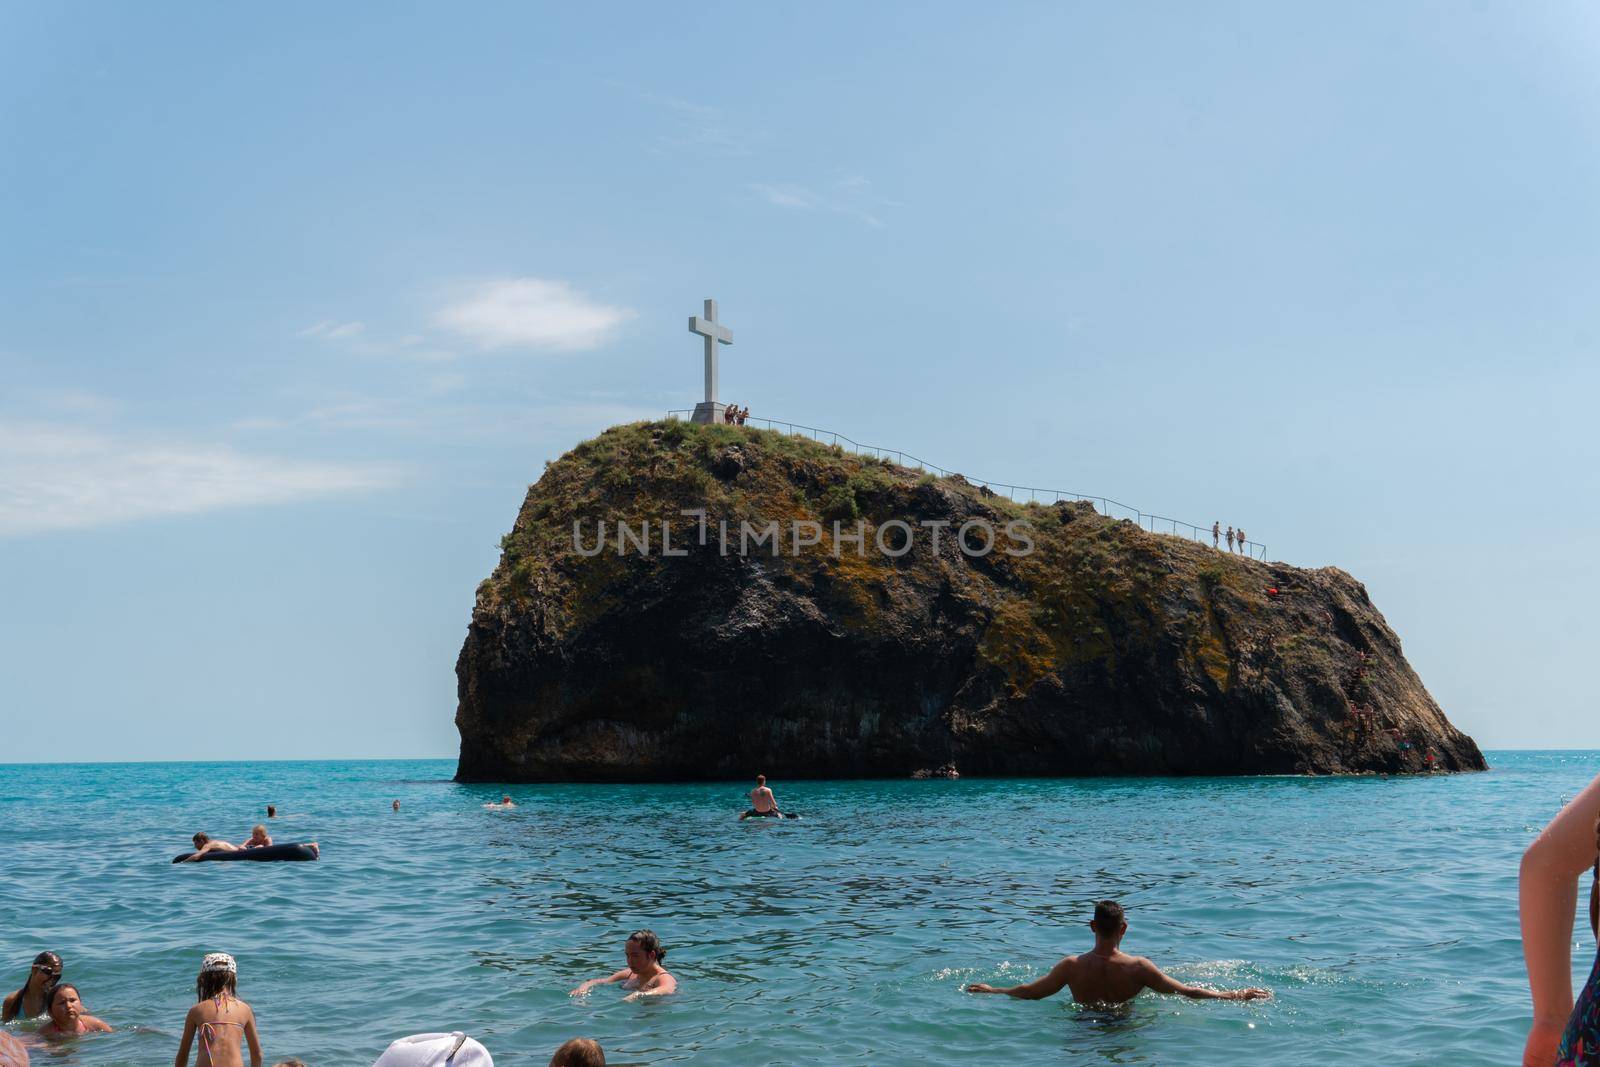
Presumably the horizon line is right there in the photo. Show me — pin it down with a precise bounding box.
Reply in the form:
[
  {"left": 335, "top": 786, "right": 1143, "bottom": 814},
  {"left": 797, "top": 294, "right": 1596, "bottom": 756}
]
[{"left": 0, "top": 746, "right": 1593, "bottom": 769}]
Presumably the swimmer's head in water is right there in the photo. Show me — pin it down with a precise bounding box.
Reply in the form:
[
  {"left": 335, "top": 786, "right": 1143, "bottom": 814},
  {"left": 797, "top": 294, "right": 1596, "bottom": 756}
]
[
  {"left": 1090, "top": 900, "right": 1126, "bottom": 939},
  {"left": 549, "top": 1037, "right": 606, "bottom": 1067},
  {"left": 266, "top": 805, "right": 276, "bottom": 818},
  {"left": 250, "top": 824, "right": 267, "bottom": 841},
  {"left": 31, "top": 952, "right": 62, "bottom": 979},
  {"left": 625, "top": 930, "right": 666, "bottom": 969},
  {"left": 192, "top": 832, "right": 209, "bottom": 849},
  {"left": 197, "top": 953, "right": 238, "bottom": 1001},
  {"left": 47, "top": 985, "right": 80, "bottom": 1024}
]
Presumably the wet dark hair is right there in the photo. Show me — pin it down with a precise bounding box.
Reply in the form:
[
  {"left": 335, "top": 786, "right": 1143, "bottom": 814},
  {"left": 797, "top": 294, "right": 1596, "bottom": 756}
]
[
  {"left": 549, "top": 1037, "right": 606, "bottom": 1067},
  {"left": 626, "top": 930, "right": 666, "bottom": 962},
  {"left": 4, "top": 952, "right": 61, "bottom": 1022},
  {"left": 197, "top": 968, "right": 237, "bottom": 1001},
  {"left": 193, "top": 832, "right": 209, "bottom": 848},
  {"left": 1091, "top": 900, "right": 1126, "bottom": 934},
  {"left": 266, "top": 805, "right": 276, "bottom": 818}
]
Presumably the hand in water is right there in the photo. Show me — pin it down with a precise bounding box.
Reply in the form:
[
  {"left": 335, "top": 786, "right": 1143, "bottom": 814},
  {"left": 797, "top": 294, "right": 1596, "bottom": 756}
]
[
  {"left": 1228, "top": 988, "right": 1272, "bottom": 1001},
  {"left": 965, "top": 983, "right": 1000, "bottom": 994}
]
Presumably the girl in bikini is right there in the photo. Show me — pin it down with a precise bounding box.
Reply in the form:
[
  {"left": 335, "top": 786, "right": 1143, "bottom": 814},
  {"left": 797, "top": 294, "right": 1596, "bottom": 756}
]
[
  {"left": 568, "top": 930, "right": 677, "bottom": 1001},
  {"left": 175, "top": 953, "right": 263, "bottom": 1067},
  {"left": 1522, "top": 771, "right": 1600, "bottom": 1065},
  {"left": 37, "top": 985, "right": 111, "bottom": 1039}
]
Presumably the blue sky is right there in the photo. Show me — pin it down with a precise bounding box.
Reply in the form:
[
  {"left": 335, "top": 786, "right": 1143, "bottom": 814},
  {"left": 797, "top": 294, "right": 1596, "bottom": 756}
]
[{"left": 3, "top": 2, "right": 1598, "bottom": 761}]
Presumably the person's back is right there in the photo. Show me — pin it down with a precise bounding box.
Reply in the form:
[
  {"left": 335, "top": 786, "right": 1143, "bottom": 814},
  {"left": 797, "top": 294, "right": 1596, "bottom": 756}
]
[
  {"left": 176, "top": 954, "right": 262, "bottom": 1067},
  {"left": 966, "top": 900, "right": 1269, "bottom": 1007},
  {"left": 185, "top": 994, "right": 256, "bottom": 1067},
  {"left": 1058, "top": 944, "right": 1154, "bottom": 1005}
]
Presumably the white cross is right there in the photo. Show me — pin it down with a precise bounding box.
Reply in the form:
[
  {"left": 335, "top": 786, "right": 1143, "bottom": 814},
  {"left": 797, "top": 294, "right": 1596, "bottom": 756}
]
[{"left": 687, "top": 298, "right": 733, "bottom": 405}]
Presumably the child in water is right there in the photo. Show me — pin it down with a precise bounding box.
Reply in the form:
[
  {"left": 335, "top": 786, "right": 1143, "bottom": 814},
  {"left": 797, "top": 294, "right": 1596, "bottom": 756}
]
[
  {"left": 37, "top": 985, "right": 112, "bottom": 1039},
  {"left": 175, "top": 953, "right": 263, "bottom": 1067},
  {"left": 242, "top": 825, "right": 272, "bottom": 849}
]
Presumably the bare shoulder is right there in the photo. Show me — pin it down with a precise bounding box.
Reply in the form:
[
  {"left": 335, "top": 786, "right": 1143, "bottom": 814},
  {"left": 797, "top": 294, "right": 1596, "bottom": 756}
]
[{"left": 87, "top": 1015, "right": 113, "bottom": 1032}]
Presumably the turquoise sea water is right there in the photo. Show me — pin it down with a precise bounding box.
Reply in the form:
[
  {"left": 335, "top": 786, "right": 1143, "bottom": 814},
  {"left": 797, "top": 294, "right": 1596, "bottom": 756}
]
[{"left": 2, "top": 752, "right": 1596, "bottom": 1066}]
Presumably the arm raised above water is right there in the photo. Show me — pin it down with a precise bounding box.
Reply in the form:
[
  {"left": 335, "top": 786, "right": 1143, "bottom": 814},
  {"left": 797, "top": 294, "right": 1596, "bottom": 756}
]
[{"left": 1521, "top": 771, "right": 1600, "bottom": 1067}]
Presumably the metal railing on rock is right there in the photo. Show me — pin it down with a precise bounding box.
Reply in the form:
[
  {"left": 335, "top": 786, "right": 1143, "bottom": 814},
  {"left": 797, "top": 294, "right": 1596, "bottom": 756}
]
[{"left": 663, "top": 410, "right": 1267, "bottom": 560}]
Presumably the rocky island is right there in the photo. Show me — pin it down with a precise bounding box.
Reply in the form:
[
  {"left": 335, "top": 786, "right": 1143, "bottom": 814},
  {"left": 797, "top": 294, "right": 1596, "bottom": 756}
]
[{"left": 455, "top": 420, "right": 1486, "bottom": 781}]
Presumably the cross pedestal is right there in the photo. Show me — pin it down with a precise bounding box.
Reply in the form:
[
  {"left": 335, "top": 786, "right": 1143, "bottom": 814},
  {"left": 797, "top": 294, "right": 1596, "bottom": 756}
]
[{"left": 690, "top": 401, "right": 728, "bottom": 425}]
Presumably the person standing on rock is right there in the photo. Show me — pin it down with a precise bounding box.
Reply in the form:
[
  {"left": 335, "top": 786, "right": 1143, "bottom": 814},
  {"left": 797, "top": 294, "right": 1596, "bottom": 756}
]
[
  {"left": 1212, "top": 521, "right": 1220, "bottom": 549},
  {"left": 1236, "top": 528, "right": 1247, "bottom": 556},
  {"left": 1226, "top": 527, "right": 1236, "bottom": 553},
  {"left": 966, "top": 900, "right": 1271, "bottom": 1006}
]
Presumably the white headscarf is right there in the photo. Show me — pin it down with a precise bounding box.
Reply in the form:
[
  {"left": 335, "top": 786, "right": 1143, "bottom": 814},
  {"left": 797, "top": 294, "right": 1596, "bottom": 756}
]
[
  {"left": 372, "top": 1033, "right": 492, "bottom": 1067},
  {"left": 200, "top": 953, "right": 236, "bottom": 975}
]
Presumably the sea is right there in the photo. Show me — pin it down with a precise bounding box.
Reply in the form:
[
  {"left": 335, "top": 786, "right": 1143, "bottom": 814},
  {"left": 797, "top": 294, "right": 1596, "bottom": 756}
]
[{"left": 1, "top": 751, "right": 1595, "bottom": 1066}]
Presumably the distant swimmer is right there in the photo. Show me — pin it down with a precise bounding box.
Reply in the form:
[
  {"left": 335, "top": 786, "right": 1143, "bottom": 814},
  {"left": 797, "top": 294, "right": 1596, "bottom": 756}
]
[
  {"left": 392, "top": 799, "right": 401, "bottom": 813},
  {"left": 484, "top": 795, "right": 516, "bottom": 809},
  {"left": 37, "top": 986, "right": 111, "bottom": 1040},
  {"left": 176, "top": 953, "right": 262, "bottom": 1067},
  {"left": 181, "top": 833, "right": 240, "bottom": 862},
  {"left": 242, "top": 825, "right": 273, "bottom": 849},
  {"left": 569, "top": 930, "right": 677, "bottom": 1001},
  {"left": 3, "top": 951, "right": 62, "bottom": 1022},
  {"left": 739, "top": 774, "right": 797, "bottom": 820},
  {"left": 265, "top": 805, "right": 276, "bottom": 819},
  {"left": 966, "top": 900, "right": 1271, "bottom": 1006}
]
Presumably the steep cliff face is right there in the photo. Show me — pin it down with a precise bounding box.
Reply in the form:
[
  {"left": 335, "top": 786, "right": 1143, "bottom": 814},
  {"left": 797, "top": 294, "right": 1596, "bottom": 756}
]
[{"left": 455, "top": 421, "right": 1485, "bottom": 782}]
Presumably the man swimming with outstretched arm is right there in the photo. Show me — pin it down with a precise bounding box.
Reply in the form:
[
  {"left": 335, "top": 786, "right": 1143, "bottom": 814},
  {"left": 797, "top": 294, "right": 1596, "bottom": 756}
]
[{"left": 966, "top": 900, "right": 1271, "bottom": 1005}]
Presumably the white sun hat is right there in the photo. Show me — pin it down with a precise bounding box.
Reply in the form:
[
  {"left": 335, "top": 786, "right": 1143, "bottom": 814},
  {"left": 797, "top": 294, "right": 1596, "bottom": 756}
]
[{"left": 372, "top": 1032, "right": 492, "bottom": 1067}]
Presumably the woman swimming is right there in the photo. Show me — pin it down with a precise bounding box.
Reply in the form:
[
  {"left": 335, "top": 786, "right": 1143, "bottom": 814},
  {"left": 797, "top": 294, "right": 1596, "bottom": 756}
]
[
  {"left": 175, "top": 953, "right": 262, "bottom": 1067},
  {"left": 37, "top": 985, "right": 111, "bottom": 1039},
  {"left": 1521, "top": 770, "right": 1600, "bottom": 1065},
  {"left": 568, "top": 930, "right": 677, "bottom": 1001},
  {"left": 2, "top": 952, "right": 61, "bottom": 1022}
]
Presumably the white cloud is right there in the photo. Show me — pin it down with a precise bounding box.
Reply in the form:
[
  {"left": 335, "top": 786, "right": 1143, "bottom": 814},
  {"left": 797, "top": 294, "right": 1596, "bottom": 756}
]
[
  {"left": 299, "top": 320, "right": 366, "bottom": 340},
  {"left": 0, "top": 423, "right": 403, "bottom": 537},
  {"left": 434, "top": 278, "right": 633, "bottom": 352},
  {"left": 750, "top": 177, "right": 886, "bottom": 228}
]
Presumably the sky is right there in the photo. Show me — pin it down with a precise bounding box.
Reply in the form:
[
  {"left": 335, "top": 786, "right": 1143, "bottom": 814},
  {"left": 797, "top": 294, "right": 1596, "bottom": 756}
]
[{"left": 3, "top": 2, "right": 1598, "bottom": 762}]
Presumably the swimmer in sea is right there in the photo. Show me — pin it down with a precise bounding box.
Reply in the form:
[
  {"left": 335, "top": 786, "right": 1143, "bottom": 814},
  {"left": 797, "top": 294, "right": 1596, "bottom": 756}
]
[
  {"left": 265, "top": 805, "right": 276, "bottom": 819},
  {"left": 484, "top": 795, "right": 516, "bottom": 809},
  {"left": 739, "top": 774, "right": 783, "bottom": 820},
  {"left": 37, "top": 986, "right": 111, "bottom": 1040},
  {"left": 392, "top": 799, "right": 400, "bottom": 812},
  {"left": 3, "top": 951, "right": 62, "bottom": 1022},
  {"left": 242, "top": 825, "right": 272, "bottom": 849},
  {"left": 569, "top": 930, "right": 677, "bottom": 1001},
  {"left": 181, "top": 833, "right": 240, "bottom": 861},
  {"left": 966, "top": 900, "right": 1271, "bottom": 1005},
  {"left": 175, "top": 953, "right": 262, "bottom": 1067}
]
